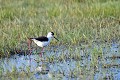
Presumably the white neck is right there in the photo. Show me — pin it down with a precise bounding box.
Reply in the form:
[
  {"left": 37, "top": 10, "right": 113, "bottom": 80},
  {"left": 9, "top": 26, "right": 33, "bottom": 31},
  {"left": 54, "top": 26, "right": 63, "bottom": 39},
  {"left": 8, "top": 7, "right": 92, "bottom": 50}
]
[
  {"left": 47, "top": 32, "right": 53, "bottom": 42},
  {"left": 47, "top": 36, "right": 52, "bottom": 42}
]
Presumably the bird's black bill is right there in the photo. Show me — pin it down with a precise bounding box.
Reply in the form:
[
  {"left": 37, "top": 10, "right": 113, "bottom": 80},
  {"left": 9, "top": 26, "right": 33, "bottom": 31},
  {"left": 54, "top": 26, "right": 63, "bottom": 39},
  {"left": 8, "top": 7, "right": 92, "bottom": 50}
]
[{"left": 54, "top": 37, "right": 59, "bottom": 41}]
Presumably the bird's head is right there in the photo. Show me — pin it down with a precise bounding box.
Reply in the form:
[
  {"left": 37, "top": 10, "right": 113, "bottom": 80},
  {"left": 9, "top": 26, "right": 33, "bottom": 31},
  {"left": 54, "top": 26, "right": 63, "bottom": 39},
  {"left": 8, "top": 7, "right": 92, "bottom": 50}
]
[{"left": 47, "top": 32, "right": 59, "bottom": 41}]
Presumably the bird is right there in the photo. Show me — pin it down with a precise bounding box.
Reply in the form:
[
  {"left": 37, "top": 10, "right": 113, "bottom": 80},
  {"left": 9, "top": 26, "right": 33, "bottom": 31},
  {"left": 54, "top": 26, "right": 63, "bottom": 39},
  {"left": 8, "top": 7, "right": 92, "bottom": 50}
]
[{"left": 27, "top": 32, "right": 59, "bottom": 57}]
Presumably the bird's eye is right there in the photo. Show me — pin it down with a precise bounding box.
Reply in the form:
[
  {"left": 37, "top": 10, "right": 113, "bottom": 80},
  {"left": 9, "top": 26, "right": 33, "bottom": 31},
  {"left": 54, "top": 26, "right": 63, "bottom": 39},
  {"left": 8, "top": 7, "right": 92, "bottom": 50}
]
[{"left": 51, "top": 32, "right": 54, "bottom": 35}]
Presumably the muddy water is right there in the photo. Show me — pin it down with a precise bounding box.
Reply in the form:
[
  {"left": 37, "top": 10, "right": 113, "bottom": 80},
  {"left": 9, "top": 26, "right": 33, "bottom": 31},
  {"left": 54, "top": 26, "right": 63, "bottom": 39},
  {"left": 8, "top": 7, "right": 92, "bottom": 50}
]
[{"left": 0, "top": 43, "right": 120, "bottom": 80}]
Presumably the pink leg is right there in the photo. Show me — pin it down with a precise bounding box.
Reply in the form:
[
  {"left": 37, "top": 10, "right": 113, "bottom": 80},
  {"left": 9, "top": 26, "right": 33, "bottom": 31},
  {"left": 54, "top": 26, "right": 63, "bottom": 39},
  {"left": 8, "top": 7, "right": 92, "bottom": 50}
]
[
  {"left": 27, "top": 38, "right": 32, "bottom": 54},
  {"left": 39, "top": 47, "right": 44, "bottom": 57},
  {"left": 27, "top": 38, "right": 32, "bottom": 62}
]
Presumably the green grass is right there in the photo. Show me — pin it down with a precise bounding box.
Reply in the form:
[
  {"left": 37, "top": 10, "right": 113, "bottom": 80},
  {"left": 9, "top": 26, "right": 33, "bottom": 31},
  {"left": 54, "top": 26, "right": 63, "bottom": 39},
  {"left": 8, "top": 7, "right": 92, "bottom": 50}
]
[{"left": 0, "top": 0, "right": 120, "bottom": 55}]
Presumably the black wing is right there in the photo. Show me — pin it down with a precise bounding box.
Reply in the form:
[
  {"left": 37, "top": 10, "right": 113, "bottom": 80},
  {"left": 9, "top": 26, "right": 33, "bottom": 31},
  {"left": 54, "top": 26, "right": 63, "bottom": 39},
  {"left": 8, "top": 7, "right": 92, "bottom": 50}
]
[{"left": 33, "top": 36, "right": 49, "bottom": 42}]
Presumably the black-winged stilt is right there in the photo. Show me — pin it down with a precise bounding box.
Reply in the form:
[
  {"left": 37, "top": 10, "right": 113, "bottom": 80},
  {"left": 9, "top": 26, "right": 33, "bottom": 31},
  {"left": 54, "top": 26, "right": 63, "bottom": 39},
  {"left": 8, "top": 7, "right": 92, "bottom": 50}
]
[{"left": 28, "top": 32, "right": 59, "bottom": 57}]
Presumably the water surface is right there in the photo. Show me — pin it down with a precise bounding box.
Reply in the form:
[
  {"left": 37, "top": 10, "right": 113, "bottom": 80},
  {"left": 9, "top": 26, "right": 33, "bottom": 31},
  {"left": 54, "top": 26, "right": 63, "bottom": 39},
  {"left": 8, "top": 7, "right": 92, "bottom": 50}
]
[{"left": 0, "top": 43, "right": 120, "bottom": 80}]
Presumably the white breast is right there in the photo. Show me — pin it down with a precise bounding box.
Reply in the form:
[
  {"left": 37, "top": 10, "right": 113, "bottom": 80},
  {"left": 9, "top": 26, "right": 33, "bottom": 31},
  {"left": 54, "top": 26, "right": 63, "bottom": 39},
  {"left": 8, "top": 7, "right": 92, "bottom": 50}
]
[{"left": 32, "top": 39, "right": 50, "bottom": 47}]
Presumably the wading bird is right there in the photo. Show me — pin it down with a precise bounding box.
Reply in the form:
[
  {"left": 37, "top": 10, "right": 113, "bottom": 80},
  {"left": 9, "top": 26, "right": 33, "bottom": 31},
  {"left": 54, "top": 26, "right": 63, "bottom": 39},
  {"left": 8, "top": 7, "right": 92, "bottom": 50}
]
[{"left": 27, "top": 32, "right": 59, "bottom": 57}]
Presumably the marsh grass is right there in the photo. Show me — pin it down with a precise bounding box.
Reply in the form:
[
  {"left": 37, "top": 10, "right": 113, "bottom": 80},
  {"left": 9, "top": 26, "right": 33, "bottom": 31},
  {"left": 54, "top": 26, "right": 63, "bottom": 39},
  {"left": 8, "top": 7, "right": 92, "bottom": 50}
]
[
  {"left": 0, "top": 0, "right": 120, "bottom": 55},
  {"left": 0, "top": 0, "right": 120, "bottom": 75},
  {"left": 1, "top": 70, "right": 32, "bottom": 80}
]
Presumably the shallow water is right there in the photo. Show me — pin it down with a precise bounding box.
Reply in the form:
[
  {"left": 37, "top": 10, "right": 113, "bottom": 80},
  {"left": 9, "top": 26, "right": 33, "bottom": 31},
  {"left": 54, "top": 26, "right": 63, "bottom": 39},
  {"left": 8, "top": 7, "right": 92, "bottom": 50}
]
[{"left": 0, "top": 42, "right": 120, "bottom": 80}]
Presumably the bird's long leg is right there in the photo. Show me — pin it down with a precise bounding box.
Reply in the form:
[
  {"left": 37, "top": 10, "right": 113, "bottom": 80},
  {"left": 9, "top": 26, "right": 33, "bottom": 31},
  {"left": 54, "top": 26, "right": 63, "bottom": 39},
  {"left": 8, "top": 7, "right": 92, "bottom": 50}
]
[
  {"left": 39, "top": 47, "right": 44, "bottom": 57},
  {"left": 27, "top": 38, "right": 32, "bottom": 62},
  {"left": 27, "top": 38, "right": 32, "bottom": 54}
]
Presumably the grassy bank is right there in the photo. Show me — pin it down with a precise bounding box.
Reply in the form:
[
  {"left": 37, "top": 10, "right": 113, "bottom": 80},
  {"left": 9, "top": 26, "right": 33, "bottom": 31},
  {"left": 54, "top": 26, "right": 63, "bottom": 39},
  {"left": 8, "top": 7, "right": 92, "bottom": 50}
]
[{"left": 0, "top": 0, "right": 120, "bottom": 56}]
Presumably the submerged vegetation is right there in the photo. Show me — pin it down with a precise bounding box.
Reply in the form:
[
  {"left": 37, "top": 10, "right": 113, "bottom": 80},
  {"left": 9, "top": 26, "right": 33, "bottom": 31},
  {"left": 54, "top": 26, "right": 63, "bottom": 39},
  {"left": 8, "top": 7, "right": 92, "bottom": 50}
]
[{"left": 0, "top": 43, "right": 119, "bottom": 79}]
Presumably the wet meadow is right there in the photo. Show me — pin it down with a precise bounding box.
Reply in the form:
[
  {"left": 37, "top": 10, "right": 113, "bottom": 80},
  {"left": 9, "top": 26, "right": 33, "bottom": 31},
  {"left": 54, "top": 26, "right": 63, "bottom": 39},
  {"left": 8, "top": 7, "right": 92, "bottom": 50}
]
[{"left": 0, "top": 0, "right": 120, "bottom": 79}]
